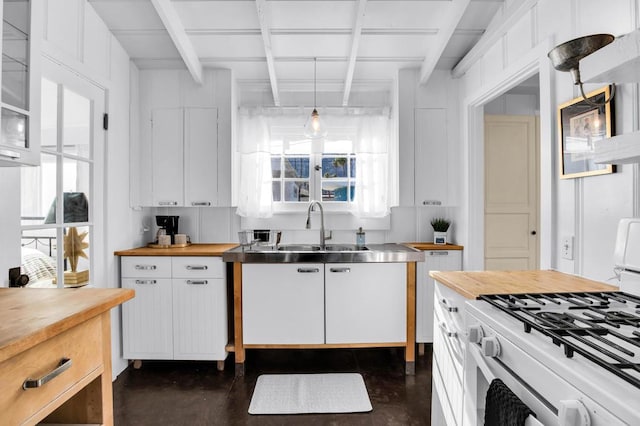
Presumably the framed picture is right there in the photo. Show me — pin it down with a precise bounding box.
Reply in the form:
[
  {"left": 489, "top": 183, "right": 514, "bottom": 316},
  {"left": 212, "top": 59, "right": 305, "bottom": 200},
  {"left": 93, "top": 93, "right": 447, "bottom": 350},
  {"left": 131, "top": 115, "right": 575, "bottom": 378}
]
[{"left": 558, "top": 85, "right": 614, "bottom": 179}]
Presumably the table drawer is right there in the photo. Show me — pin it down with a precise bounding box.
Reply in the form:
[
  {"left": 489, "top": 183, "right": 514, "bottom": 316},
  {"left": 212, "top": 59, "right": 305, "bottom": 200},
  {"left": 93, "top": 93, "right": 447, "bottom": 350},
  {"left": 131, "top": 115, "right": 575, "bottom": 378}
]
[
  {"left": 122, "top": 256, "right": 171, "bottom": 278},
  {"left": 172, "top": 257, "right": 224, "bottom": 278},
  {"left": 0, "top": 315, "right": 103, "bottom": 425}
]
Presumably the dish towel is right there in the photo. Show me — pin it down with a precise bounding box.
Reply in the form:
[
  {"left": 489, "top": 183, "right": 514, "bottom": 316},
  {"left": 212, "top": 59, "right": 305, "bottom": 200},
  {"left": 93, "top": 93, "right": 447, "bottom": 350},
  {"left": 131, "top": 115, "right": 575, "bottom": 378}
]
[{"left": 484, "top": 378, "right": 535, "bottom": 426}]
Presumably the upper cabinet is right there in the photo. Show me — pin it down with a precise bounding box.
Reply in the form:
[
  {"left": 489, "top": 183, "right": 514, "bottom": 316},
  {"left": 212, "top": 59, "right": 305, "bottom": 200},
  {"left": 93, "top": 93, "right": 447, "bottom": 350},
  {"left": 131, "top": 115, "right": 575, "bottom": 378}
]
[
  {"left": 0, "top": 0, "right": 41, "bottom": 166},
  {"left": 132, "top": 69, "right": 233, "bottom": 207}
]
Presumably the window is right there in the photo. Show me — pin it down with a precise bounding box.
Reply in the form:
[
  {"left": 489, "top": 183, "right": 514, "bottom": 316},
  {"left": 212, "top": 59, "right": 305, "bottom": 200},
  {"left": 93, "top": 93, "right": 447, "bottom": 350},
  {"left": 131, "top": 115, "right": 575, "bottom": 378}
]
[{"left": 20, "top": 61, "right": 104, "bottom": 287}]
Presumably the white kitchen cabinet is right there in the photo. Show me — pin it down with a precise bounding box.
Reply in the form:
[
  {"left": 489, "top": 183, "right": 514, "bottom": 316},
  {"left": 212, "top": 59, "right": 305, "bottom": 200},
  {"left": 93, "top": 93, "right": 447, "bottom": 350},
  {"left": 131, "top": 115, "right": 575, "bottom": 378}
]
[
  {"left": 416, "top": 249, "right": 462, "bottom": 343},
  {"left": 414, "top": 108, "right": 449, "bottom": 206},
  {"left": 242, "top": 263, "right": 324, "bottom": 345},
  {"left": 151, "top": 107, "right": 218, "bottom": 207},
  {"left": 0, "top": 0, "right": 41, "bottom": 166},
  {"left": 325, "top": 263, "right": 406, "bottom": 344},
  {"left": 121, "top": 256, "right": 228, "bottom": 363}
]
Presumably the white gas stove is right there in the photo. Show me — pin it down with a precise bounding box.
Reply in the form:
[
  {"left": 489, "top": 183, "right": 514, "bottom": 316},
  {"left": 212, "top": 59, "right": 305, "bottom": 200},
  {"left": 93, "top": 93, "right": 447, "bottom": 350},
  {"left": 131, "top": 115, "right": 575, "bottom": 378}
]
[{"left": 465, "top": 291, "right": 640, "bottom": 426}]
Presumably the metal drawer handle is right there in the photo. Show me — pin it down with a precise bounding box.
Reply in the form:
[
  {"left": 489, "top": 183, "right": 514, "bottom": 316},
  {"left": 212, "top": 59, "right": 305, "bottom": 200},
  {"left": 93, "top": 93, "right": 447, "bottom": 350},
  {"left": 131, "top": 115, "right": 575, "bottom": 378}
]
[
  {"left": 0, "top": 149, "right": 20, "bottom": 160},
  {"left": 429, "top": 251, "right": 449, "bottom": 256},
  {"left": 135, "top": 265, "right": 157, "bottom": 270},
  {"left": 440, "top": 298, "right": 458, "bottom": 313},
  {"left": 158, "top": 201, "right": 178, "bottom": 206},
  {"left": 439, "top": 322, "right": 457, "bottom": 338},
  {"left": 297, "top": 268, "right": 320, "bottom": 273},
  {"left": 186, "top": 265, "right": 208, "bottom": 270},
  {"left": 329, "top": 267, "right": 351, "bottom": 273},
  {"left": 191, "top": 201, "right": 211, "bottom": 206},
  {"left": 187, "top": 280, "right": 208, "bottom": 285},
  {"left": 135, "top": 279, "right": 157, "bottom": 284},
  {"left": 23, "top": 358, "right": 72, "bottom": 390}
]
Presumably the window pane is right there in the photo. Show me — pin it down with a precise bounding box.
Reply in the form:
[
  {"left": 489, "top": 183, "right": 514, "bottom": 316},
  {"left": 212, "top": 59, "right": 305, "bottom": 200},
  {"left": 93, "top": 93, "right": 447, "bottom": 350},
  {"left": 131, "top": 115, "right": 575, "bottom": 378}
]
[
  {"left": 1, "top": 108, "right": 27, "bottom": 148},
  {"left": 284, "top": 181, "right": 309, "bottom": 202},
  {"left": 284, "top": 157, "right": 309, "bottom": 178},
  {"left": 20, "top": 230, "right": 58, "bottom": 286},
  {"left": 322, "top": 181, "right": 354, "bottom": 202},
  {"left": 272, "top": 181, "right": 281, "bottom": 202},
  {"left": 62, "top": 158, "right": 90, "bottom": 223},
  {"left": 271, "top": 157, "right": 281, "bottom": 178},
  {"left": 63, "top": 87, "right": 91, "bottom": 158},
  {"left": 322, "top": 156, "right": 348, "bottom": 178},
  {"left": 64, "top": 225, "right": 91, "bottom": 280},
  {"left": 2, "top": 0, "right": 29, "bottom": 110},
  {"left": 21, "top": 152, "right": 56, "bottom": 226},
  {"left": 350, "top": 157, "right": 356, "bottom": 178},
  {"left": 41, "top": 78, "right": 57, "bottom": 150}
]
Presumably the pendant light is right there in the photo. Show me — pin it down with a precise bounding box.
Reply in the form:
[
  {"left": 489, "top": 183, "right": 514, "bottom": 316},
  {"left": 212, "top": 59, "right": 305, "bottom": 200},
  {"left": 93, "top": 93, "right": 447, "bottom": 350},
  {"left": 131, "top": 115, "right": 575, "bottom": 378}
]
[{"left": 304, "top": 57, "right": 328, "bottom": 139}]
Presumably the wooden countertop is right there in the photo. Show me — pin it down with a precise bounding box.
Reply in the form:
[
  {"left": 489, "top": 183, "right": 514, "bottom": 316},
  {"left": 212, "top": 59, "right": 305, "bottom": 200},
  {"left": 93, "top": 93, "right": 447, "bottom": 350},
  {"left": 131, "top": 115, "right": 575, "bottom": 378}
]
[
  {"left": 0, "top": 288, "right": 134, "bottom": 363},
  {"left": 430, "top": 270, "right": 619, "bottom": 299},
  {"left": 114, "top": 243, "right": 237, "bottom": 256},
  {"left": 404, "top": 242, "right": 463, "bottom": 250}
]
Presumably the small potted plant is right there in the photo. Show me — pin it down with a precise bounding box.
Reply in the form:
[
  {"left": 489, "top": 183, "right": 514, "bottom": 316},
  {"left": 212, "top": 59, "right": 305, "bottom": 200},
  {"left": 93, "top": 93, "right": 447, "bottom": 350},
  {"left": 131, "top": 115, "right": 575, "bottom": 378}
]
[{"left": 431, "top": 218, "right": 450, "bottom": 245}]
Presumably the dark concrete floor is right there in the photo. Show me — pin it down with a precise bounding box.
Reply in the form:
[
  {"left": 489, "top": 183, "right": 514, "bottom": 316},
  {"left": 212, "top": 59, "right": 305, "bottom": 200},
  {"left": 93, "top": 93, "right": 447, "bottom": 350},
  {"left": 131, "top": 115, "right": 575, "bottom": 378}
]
[{"left": 113, "top": 346, "right": 433, "bottom": 426}]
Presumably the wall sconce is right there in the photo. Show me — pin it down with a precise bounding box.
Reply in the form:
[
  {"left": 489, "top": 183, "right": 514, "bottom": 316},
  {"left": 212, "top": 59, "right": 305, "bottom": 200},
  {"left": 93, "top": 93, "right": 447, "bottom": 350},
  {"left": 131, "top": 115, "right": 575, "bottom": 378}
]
[{"left": 548, "top": 34, "right": 615, "bottom": 106}]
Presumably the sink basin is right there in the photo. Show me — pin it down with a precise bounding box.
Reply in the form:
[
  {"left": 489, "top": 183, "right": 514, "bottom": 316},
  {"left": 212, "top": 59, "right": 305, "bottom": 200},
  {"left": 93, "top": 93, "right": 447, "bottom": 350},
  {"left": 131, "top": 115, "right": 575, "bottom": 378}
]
[
  {"left": 324, "top": 244, "right": 369, "bottom": 252},
  {"left": 277, "top": 244, "right": 322, "bottom": 252},
  {"left": 276, "top": 244, "right": 368, "bottom": 252}
]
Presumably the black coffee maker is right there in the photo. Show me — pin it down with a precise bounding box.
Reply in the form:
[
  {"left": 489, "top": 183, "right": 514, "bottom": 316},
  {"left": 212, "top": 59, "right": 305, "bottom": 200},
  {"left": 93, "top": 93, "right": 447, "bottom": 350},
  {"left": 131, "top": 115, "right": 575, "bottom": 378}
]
[{"left": 156, "top": 215, "right": 179, "bottom": 244}]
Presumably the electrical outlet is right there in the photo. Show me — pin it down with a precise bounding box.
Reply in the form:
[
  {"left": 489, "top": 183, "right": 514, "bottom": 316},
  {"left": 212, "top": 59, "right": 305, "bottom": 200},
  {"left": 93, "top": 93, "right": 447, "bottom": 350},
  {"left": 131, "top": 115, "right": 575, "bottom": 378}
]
[{"left": 562, "top": 236, "right": 574, "bottom": 260}]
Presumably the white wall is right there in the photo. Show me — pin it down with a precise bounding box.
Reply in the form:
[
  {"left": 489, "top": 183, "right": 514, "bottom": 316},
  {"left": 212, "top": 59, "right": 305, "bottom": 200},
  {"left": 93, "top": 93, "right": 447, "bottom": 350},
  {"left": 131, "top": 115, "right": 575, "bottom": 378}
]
[
  {"left": 0, "top": 169, "right": 21, "bottom": 286},
  {"left": 455, "top": 0, "right": 638, "bottom": 281}
]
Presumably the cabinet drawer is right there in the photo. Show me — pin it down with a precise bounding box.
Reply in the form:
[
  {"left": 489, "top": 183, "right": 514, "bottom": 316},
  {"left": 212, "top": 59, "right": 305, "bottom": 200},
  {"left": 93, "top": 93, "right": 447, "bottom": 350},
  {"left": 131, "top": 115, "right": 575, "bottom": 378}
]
[
  {"left": 0, "top": 315, "right": 103, "bottom": 425},
  {"left": 172, "top": 257, "right": 224, "bottom": 278},
  {"left": 434, "top": 280, "right": 466, "bottom": 335},
  {"left": 434, "top": 303, "right": 464, "bottom": 365},
  {"left": 122, "top": 256, "right": 171, "bottom": 278}
]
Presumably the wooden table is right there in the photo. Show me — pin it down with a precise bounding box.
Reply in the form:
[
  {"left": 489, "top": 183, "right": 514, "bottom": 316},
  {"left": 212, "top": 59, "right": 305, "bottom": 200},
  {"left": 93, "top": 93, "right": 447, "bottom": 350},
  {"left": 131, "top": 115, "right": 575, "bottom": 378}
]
[{"left": 0, "top": 288, "right": 134, "bottom": 425}]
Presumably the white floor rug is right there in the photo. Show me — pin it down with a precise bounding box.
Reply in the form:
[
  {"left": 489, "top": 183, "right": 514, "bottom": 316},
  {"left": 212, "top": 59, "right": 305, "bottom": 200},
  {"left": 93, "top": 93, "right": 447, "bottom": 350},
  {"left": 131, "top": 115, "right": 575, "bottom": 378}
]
[{"left": 248, "top": 373, "right": 373, "bottom": 415}]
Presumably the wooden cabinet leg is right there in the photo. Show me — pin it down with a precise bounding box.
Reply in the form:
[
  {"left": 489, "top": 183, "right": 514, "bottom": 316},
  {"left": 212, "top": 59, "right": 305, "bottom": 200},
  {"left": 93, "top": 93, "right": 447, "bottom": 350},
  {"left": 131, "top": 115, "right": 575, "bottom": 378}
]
[
  {"left": 418, "top": 343, "right": 425, "bottom": 356},
  {"left": 216, "top": 360, "right": 225, "bottom": 371},
  {"left": 133, "top": 359, "right": 142, "bottom": 369}
]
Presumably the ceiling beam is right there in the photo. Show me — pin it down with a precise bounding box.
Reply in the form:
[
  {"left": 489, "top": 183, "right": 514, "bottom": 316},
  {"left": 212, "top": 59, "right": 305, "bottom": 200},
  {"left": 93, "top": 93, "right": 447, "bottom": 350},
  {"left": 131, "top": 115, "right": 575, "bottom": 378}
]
[
  {"left": 418, "top": 0, "right": 471, "bottom": 85},
  {"left": 255, "top": 0, "right": 280, "bottom": 106},
  {"left": 342, "top": 0, "right": 368, "bottom": 106},
  {"left": 150, "top": 0, "right": 203, "bottom": 84}
]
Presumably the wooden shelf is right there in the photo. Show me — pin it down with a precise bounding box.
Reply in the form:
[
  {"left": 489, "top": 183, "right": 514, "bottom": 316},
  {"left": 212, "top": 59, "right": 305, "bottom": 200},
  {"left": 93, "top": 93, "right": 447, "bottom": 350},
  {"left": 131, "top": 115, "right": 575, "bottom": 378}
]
[
  {"left": 593, "top": 131, "right": 640, "bottom": 164},
  {"left": 582, "top": 29, "right": 640, "bottom": 84}
]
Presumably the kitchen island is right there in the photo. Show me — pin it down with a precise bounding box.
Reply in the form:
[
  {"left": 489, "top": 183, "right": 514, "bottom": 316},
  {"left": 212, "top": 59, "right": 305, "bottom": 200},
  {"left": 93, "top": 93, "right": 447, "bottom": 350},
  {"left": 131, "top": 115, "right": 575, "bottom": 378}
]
[
  {"left": 0, "top": 288, "right": 134, "bottom": 426},
  {"left": 223, "top": 243, "right": 424, "bottom": 376}
]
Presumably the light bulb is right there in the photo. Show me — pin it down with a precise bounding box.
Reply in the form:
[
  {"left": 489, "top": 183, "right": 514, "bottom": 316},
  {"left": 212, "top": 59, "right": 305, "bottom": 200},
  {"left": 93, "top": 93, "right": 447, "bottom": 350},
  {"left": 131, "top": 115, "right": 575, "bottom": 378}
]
[{"left": 312, "top": 111, "right": 320, "bottom": 132}]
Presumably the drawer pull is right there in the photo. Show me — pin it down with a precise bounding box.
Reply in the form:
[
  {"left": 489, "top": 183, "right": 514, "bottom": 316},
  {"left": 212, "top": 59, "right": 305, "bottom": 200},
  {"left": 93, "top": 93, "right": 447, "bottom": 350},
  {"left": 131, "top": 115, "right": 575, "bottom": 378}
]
[
  {"left": 440, "top": 298, "right": 458, "bottom": 313},
  {"left": 23, "top": 358, "right": 72, "bottom": 390},
  {"left": 439, "top": 322, "right": 457, "bottom": 338},
  {"left": 297, "top": 268, "right": 320, "bottom": 273},
  {"left": 158, "top": 201, "right": 178, "bottom": 206},
  {"left": 429, "top": 251, "right": 449, "bottom": 256},
  {"left": 186, "top": 265, "right": 208, "bottom": 270},
  {"left": 191, "top": 201, "right": 211, "bottom": 206},
  {"left": 135, "top": 279, "right": 157, "bottom": 284},
  {"left": 187, "top": 280, "right": 208, "bottom": 285},
  {"left": 329, "top": 267, "right": 351, "bottom": 273},
  {"left": 135, "top": 265, "right": 157, "bottom": 271},
  {"left": 0, "top": 148, "right": 20, "bottom": 160}
]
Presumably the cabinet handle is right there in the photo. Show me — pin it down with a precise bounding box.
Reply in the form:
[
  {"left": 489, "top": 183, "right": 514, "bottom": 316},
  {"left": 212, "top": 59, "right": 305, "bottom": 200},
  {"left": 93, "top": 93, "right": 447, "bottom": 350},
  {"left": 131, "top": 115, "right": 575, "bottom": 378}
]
[
  {"left": 429, "top": 251, "right": 449, "bottom": 256},
  {"left": 23, "top": 358, "right": 72, "bottom": 390},
  {"left": 191, "top": 201, "right": 211, "bottom": 206},
  {"left": 329, "top": 267, "right": 351, "bottom": 273},
  {"left": 439, "top": 322, "right": 457, "bottom": 338},
  {"left": 135, "top": 279, "right": 157, "bottom": 284},
  {"left": 0, "top": 149, "right": 20, "bottom": 160},
  {"left": 440, "top": 298, "right": 458, "bottom": 313},
  {"left": 186, "top": 265, "right": 208, "bottom": 270},
  {"left": 187, "top": 280, "right": 208, "bottom": 285},
  {"left": 135, "top": 265, "right": 157, "bottom": 270},
  {"left": 158, "top": 201, "right": 178, "bottom": 206},
  {"left": 297, "top": 268, "right": 320, "bottom": 273},
  {"left": 422, "top": 200, "right": 442, "bottom": 206}
]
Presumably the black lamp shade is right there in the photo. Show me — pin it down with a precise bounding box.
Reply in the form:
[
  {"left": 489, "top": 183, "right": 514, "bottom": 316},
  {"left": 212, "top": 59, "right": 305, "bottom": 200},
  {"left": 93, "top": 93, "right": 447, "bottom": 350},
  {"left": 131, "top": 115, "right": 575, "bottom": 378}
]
[{"left": 44, "top": 192, "right": 89, "bottom": 224}]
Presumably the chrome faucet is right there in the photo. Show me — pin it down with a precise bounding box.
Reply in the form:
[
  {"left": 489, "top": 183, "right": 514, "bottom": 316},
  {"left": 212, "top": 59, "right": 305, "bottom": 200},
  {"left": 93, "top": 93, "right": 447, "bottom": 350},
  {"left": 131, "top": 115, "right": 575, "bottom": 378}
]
[{"left": 306, "top": 200, "right": 332, "bottom": 249}]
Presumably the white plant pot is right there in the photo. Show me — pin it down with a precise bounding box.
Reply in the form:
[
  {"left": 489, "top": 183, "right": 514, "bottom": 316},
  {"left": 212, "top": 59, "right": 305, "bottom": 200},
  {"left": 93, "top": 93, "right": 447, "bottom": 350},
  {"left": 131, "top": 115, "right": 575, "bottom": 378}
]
[{"left": 433, "top": 231, "right": 447, "bottom": 245}]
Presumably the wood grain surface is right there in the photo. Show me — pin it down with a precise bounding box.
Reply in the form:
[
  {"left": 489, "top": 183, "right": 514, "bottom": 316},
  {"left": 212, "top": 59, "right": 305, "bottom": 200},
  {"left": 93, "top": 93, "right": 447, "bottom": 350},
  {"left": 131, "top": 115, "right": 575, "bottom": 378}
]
[
  {"left": 429, "top": 270, "right": 618, "bottom": 299},
  {"left": 114, "top": 243, "right": 237, "bottom": 256},
  {"left": 0, "top": 288, "right": 134, "bottom": 363},
  {"left": 403, "top": 242, "right": 464, "bottom": 251}
]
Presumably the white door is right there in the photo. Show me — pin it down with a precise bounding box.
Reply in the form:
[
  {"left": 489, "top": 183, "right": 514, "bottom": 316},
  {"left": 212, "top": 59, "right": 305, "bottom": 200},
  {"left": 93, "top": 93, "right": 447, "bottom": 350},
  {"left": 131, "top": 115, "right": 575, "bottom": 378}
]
[
  {"left": 152, "top": 108, "right": 183, "bottom": 206},
  {"left": 184, "top": 107, "right": 218, "bottom": 207},
  {"left": 325, "top": 263, "right": 406, "bottom": 344},
  {"left": 484, "top": 115, "right": 538, "bottom": 270}
]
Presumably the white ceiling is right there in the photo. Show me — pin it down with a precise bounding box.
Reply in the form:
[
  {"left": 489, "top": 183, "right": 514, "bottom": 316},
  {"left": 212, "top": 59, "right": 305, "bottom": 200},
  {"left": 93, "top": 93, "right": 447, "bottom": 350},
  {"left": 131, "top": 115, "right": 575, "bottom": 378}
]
[{"left": 89, "top": 0, "right": 504, "bottom": 105}]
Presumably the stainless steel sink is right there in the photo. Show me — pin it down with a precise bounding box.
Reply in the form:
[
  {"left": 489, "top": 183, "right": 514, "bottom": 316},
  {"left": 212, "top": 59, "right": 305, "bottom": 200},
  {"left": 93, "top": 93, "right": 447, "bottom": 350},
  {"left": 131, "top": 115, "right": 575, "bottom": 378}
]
[
  {"left": 276, "top": 244, "right": 368, "bottom": 252},
  {"left": 277, "top": 244, "right": 322, "bottom": 252},
  {"left": 324, "top": 244, "right": 369, "bottom": 252}
]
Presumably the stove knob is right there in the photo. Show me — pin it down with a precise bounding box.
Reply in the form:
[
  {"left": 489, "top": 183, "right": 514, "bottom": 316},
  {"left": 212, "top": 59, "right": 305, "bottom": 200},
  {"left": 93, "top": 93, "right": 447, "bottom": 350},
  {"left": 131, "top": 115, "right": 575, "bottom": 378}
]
[
  {"left": 558, "top": 400, "right": 591, "bottom": 426},
  {"left": 481, "top": 336, "right": 501, "bottom": 358},
  {"left": 468, "top": 325, "right": 484, "bottom": 343}
]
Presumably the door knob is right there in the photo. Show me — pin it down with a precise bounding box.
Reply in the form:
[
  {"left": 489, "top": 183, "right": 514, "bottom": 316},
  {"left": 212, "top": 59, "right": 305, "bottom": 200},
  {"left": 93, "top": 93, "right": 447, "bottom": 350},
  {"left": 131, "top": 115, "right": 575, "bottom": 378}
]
[{"left": 531, "top": 230, "right": 537, "bottom": 235}]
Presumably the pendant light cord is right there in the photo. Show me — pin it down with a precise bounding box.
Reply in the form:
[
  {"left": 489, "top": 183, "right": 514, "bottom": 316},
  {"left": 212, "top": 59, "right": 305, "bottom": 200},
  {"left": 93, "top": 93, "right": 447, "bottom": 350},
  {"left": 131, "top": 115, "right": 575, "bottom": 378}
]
[{"left": 314, "top": 57, "right": 317, "bottom": 108}]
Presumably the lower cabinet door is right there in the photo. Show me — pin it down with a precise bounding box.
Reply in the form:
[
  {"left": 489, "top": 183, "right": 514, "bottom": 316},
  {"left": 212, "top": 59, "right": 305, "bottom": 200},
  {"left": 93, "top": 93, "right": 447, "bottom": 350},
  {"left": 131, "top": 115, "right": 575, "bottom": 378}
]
[
  {"left": 242, "top": 263, "right": 324, "bottom": 345},
  {"left": 122, "top": 278, "right": 173, "bottom": 359},
  {"left": 172, "top": 278, "right": 227, "bottom": 360},
  {"left": 325, "top": 263, "right": 406, "bottom": 344}
]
